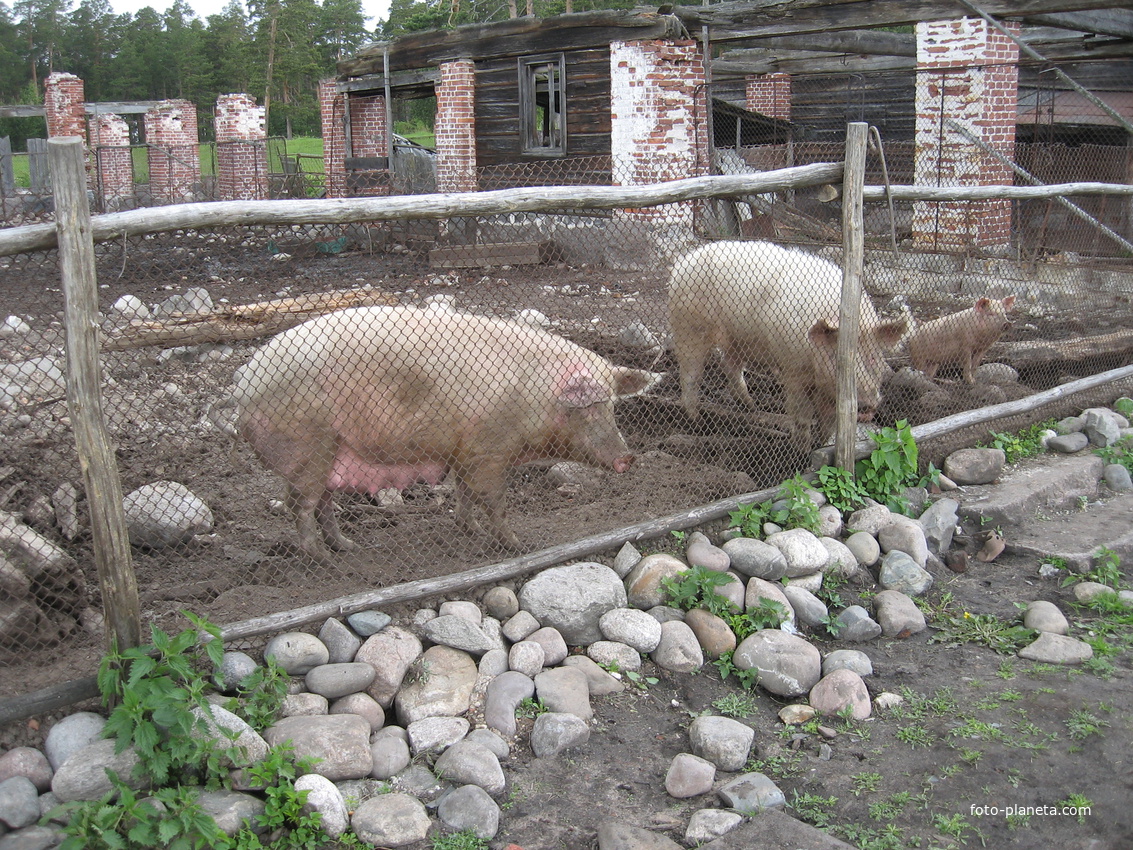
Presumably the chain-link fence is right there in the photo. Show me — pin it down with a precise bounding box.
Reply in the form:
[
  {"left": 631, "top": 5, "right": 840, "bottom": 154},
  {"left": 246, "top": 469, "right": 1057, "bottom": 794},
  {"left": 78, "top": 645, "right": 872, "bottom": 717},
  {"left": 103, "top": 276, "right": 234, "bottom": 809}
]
[{"left": 1, "top": 138, "right": 1132, "bottom": 712}]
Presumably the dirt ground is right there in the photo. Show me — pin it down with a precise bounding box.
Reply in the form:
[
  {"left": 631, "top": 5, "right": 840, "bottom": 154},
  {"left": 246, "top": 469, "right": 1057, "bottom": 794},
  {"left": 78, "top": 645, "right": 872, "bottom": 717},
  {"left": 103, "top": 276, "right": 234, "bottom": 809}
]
[{"left": 1, "top": 235, "right": 1132, "bottom": 848}]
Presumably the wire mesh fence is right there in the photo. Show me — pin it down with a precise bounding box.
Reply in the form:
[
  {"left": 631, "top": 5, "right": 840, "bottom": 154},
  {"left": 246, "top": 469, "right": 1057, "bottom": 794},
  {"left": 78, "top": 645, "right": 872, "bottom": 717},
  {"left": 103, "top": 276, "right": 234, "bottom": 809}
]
[{"left": 1, "top": 158, "right": 1132, "bottom": 707}]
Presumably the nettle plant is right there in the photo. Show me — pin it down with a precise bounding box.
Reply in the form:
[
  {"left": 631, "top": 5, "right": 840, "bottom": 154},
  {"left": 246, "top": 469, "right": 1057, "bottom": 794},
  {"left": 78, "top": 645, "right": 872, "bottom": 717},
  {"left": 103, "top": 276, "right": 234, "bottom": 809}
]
[
  {"left": 661, "top": 566, "right": 790, "bottom": 689},
  {"left": 852, "top": 419, "right": 922, "bottom": 513},
  {"left": 728, "top": 474, "right": 822, "bottom": 537},
  {"left": 52, "top": 613, "right": 345, "bottom": 850},
  {"left": 729, "top": 422, "right": 934, "bottom": 532}
]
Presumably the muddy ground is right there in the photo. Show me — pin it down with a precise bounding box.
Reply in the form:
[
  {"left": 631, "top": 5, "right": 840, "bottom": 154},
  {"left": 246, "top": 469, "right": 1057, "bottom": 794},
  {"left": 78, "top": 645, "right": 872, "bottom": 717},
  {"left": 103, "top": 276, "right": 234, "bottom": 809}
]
[{"left": 1, "top": 235, "right": 1131, "bottom": 848}]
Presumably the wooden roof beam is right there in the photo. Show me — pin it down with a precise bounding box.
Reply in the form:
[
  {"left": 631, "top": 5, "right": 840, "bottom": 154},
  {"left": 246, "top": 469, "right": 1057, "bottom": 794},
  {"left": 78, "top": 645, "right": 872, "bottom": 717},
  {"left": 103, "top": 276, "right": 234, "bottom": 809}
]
[
  {"left": 673, "top": 0, "right": 1133, "bottom": 43},
  {"left": 1028, "top": 9, "right": 1133, "bottom": 38}
]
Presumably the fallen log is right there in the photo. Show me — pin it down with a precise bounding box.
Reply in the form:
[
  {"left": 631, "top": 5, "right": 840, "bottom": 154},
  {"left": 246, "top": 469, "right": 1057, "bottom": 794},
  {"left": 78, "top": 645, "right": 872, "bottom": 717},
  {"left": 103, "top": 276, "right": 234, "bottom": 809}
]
[
  {"left": 988, "top": 329, "right": 1133, "bottom": 370},
  {"left": 101, "top": 288, "right": 399, "bottom": 352}
]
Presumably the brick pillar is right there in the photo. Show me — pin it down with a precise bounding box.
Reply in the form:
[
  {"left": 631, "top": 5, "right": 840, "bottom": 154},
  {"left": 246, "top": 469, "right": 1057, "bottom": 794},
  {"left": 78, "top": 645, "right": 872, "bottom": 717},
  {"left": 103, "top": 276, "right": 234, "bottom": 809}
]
[
  {"left": 319, "top": 79, "right": 347, "bottom": 199},
  {"left": 215, "top": 93, "right": 268, "bottom": 201},
  {"left": 746, "top": 73, "right": 791, "bottom": 120},
  {"left": 435, "top": 60, "right": 477, "bottom": 193},
  {"left": 345, "top": 92, "right": 390, "bottom": 197},
  {"left": 144, "top": 100, "right": 201, "bottom": 204},
  {"left": 44, "top": 72, "right": 86, "bottom": 139},
  {"left": 913, "top": 18, "right": 1019, "bottom": 250},
  {"left": 90, "top": 113, "right": 133, "bottom": 211},
  {"left": 610, "top": 39, "right": 708, "bottom": 246}
]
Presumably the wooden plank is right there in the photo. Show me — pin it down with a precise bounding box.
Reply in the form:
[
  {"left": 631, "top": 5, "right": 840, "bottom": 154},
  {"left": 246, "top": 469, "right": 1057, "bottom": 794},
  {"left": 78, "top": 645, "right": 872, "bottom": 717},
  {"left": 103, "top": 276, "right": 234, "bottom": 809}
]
[
  {"left": 102, "top": 288, "right": 401, "bottom": 352},
  {"left": 339, "top": 10, "right": 683, "bottom": 76},
  {"left": 345, "top": 156, "right": 389, "bottom": 170},
  {"left": 671, "top": 0, "right": 1133, "bottom": 42},
  {"left": 429, "top": 240, "right": 557, "bottom": 268}
]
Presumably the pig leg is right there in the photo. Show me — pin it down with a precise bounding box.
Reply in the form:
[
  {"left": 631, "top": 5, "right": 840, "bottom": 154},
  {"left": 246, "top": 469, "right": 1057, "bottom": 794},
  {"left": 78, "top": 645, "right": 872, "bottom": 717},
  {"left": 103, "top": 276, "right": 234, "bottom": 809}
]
[
  {"left": 281, "top": 438, "right": 354, "bottom": 560},
  {"left": 963, "top": 347, "right": 988, "bottom": 384},
  {"left": 451, "top": 479, "right": 487, "bottom": 538},
  {"left": 285, "top": 485, "right": 333, "bottom": 562},
  {"left": 454, "top": 461, "right": 521, "bottom": 551},
  {"left": 720, "top": 343, "right": 755, "bottom": 409},
  {"left": 676, "top": 350, "right": 707, "bottom": 422},
  {"left": 783, "top": 386, "right": 819, "bottom": 450},
  {"left": 315, "top": 491, "right": 357, "bottom": 552},
  {"left": 671, "top": 314, "right": 713, "bottom": 421}
]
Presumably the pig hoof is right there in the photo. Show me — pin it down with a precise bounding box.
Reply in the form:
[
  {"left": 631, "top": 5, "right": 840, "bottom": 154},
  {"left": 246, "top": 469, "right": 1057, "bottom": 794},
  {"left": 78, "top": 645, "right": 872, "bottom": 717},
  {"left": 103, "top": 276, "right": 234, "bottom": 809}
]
[
  {"left": 487, "top": 534, "right": 523, "bottom": 554},
  {"left": 300, "top": 545, "right": 334, "bottom": 565},
  {"left": 327, "top": 536, "right": 359, "bottom": 552}
]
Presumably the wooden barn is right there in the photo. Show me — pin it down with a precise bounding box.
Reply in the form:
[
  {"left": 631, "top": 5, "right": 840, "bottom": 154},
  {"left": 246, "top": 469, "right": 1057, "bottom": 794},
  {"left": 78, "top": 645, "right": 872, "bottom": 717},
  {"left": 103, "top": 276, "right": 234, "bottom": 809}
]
[{"left": 324, "top": 0, "right": 1133, "bottom": 254}]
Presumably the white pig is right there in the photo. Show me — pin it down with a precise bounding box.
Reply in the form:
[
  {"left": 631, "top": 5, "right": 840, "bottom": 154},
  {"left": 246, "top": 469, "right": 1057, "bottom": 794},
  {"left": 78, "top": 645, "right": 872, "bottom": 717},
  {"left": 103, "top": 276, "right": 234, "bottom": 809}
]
[
  {"left": 667, "top": 241, "right": 908, "bottom": 448},
  {"left": 908, "top": 295, "right": 1016, "bottom": 383},
  {"left": 232, "top": 305, "right": 660, "bottom": 560}
]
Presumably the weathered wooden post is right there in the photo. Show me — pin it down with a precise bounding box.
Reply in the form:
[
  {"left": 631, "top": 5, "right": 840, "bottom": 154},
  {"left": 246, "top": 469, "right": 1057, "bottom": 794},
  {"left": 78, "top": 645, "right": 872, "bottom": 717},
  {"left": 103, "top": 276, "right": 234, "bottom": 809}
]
[
  {"left": 49, "top": 136, "right": 141, "bottom": 654},
  {"left": 834, "top": 122, "right": 868, "bottom": 472}
]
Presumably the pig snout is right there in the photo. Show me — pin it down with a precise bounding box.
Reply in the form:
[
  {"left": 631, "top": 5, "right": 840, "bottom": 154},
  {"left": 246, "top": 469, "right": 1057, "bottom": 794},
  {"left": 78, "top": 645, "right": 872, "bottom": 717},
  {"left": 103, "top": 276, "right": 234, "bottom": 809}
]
[
  {"left": 857, "top": 407, "right": 877, "bottom": 423},
  {"left": 612, "top": 454, "right": 635, "bottom": 473}
]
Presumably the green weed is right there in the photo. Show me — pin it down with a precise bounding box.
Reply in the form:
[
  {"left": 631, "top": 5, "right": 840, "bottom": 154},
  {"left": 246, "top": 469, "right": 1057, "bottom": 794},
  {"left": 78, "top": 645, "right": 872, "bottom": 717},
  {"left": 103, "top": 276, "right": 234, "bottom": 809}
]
[
  {"left": 711, "top": 692, "right": 760, "bottom": 718},
  {"left": 430, "top": 830, "right": 489, "bottom": 850},
  {"left": 855, "top": 420, "right": 920, "bottom": 512},
  {"left": 790, "top": 791, "right": 839, "bottom": 828},
  {"left": 931, "top": 610, "right": 1037, "bottom": 654},
  {"left": 1066, "top": 708, "right": 1109, "bottom": 740},
  {"left": 851, "top": 771, "right": 883, "bottom": 796},
  {"left": 815, "top": 464, "right": 868, "bottom": 512},
  {"left": 727, "top": 474, "right": 822, "bottom": 536}
]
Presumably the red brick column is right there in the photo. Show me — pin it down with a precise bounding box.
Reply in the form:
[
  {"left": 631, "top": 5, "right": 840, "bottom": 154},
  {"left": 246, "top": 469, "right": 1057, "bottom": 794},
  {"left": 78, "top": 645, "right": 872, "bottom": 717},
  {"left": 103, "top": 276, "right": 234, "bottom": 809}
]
[
  {"left": 144, "top": 100, "right": 201, "bottom": 204},
  {"left": 746, "top": 73, "right": 791, "bottom": 120},
  {"left": 319, "top": 79, "right": 347, "bottom": 199},
  {"left": 90, "top": 113, "right": 133, "bottom": 210},
  {"left": 44, "top": 72, "right": 87, "bottom": 140},
  {"left": 610, "top": 39, "right": 708, "bottom": 243},
  {"left": 913, "top": 18, "right": 1019, "bottom": 250},
  {"left": 346, "top": 92, "right": 390, "bottom": 197},
  {"left": 435, "top": 60, "right": 477, "bottom": 193},
  {"left": 215, "top": 93, "right": 268, "bottom": 201}
]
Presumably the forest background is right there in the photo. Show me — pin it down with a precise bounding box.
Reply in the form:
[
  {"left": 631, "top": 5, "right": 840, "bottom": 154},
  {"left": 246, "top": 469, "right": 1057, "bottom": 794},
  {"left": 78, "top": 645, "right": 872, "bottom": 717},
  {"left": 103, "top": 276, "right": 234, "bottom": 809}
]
[{"left": 0, "top": 0, "right": 636, "bottom": 147}]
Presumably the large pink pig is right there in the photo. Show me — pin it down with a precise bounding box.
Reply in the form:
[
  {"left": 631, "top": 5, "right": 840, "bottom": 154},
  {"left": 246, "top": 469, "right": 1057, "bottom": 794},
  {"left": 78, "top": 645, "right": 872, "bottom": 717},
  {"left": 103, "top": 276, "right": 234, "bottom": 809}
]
[
  {"left": 232, "top": 305, "right": 660, "bottom": 560},
  {"left": 908, "top": 295, "right": 1016, "bottom": 383},
  {"left": 668, "top": 241, "right": 909, "bottom": 449}
]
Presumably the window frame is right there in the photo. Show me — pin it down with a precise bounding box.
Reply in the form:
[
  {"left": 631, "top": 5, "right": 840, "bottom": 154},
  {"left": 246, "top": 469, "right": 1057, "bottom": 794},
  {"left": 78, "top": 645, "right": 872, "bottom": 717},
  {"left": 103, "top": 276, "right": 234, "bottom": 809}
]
[{"left": 518, "top": 53, "right": 567, "bottom": 156}]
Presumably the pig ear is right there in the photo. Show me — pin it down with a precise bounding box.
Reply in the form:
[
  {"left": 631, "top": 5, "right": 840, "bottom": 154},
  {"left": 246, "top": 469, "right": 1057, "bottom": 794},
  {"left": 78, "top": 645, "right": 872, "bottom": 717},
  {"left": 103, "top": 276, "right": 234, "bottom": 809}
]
[
  {"left": 556, "top": 370, "right": 611, "bottom": 408},
  {"left": 975, "top": 297, "right": 992, "bottom": 313},
  {"left": 1002, "top": 295, "right": 1016, "bottom": 310},
  {"left": 808, "top": 317, "right": 839, "bottom": 350},
  {"left": 612, "top": 368, "right": 663, "bottom": 399},
  {"left": 876, "top": 316, "right": 910, "bottom": 348}
]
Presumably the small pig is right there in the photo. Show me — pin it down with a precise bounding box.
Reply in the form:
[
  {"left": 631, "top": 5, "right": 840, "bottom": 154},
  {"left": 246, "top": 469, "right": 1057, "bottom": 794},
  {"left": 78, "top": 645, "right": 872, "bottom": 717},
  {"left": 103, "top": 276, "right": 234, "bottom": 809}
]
[
  {"left": 232, "top": 305, "right": 660, "bottom": 560},
  {"left": 908, "top": 295, "right": 1016, "bottom": 383},
  {"left": 667, "top": 241, "right": 908, "bottom": 448}
]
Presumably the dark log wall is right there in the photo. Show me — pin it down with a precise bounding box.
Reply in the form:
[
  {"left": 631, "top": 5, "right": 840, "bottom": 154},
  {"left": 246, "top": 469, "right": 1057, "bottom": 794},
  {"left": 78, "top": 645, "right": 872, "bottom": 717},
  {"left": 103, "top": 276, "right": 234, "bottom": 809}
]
[{"left": 475, "top": 47, "right": 612, "bottom": 172}]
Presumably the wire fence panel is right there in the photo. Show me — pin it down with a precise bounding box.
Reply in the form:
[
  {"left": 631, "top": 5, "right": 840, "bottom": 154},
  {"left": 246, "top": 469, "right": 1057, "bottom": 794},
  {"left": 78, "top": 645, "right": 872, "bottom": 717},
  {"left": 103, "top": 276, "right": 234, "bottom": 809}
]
[{"left": 2, "top": 178, "right": 1132, "bottom": 703}]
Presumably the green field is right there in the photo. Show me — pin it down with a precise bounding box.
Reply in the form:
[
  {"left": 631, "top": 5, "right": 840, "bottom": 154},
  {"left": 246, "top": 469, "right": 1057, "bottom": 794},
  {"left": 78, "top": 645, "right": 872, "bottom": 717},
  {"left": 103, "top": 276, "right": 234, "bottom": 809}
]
[{"left": 6, "top": 132, "right": 435, "bottom": 190}]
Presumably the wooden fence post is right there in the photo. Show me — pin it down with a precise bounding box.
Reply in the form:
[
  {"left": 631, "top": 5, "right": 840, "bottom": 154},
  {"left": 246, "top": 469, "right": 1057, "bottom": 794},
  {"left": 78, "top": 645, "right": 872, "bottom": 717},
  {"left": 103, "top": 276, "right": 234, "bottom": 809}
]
[
  {"left": 835, "top": 122, "right": 868, "bottom": 472},
  {"left": 0, "top": 136, "right": 13, "bottom": 195},
  {"left": 49, "top": 136, "right": 141, "bottom": 654}
]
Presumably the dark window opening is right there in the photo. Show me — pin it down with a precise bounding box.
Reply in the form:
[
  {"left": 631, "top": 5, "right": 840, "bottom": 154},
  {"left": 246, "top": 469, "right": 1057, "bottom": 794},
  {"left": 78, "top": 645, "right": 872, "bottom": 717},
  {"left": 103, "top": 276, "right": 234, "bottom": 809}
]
[{"left": 520, "top": 54, "right": 566, "bottom": 155}]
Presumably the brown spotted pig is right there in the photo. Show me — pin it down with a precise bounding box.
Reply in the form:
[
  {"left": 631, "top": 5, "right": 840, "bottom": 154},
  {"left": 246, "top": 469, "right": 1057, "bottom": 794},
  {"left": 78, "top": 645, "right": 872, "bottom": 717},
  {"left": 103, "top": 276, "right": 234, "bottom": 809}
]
[
  {"left": 908, "top": 295, "right": 1016, "bottom": 383},
  {"left": 667, "top": 241, "right": 908, "bottom": 449},
  {"left": 231, "top": 305, "right": 660, "bottom": 560}
]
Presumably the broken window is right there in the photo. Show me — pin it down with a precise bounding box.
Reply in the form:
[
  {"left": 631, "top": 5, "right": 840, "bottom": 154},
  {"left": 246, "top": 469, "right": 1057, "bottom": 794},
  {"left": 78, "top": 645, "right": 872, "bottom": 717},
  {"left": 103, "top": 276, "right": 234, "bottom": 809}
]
[{"left": 519, "top": 54, "right": 566, "bottom": 154}]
